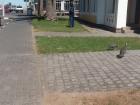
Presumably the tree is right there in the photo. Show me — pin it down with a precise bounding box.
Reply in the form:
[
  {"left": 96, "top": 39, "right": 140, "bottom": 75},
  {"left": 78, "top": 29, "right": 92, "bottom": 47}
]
[
  {"left": 46, "top": 0, "right": 56, "bottom": 20},
  {"left": 38, "top": 0, "right": 44, "bottom": 16}
]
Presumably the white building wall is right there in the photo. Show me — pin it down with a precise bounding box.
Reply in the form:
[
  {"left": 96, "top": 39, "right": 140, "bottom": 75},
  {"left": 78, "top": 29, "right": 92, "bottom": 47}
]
[
  {"left": 79, "top": 0, "right": 129, "bottom": 29},
  {"left": 116, "top": 0, "right": 128, "bottom": 28},
  {"left": 61, "top": 0, "right": 65, "bottom": 11}
]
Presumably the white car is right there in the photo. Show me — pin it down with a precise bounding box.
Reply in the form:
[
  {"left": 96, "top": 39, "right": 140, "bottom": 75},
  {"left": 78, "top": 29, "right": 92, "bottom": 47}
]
[{"left": 16, "top": 6, "right": 23, "bottom": 13}]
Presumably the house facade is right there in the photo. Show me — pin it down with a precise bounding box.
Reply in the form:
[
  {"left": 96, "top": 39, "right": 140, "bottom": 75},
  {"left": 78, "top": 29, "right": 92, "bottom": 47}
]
[
  {"left": 56, "top": 0, "right": 79, "bottom": 13},
  {"left": 0, "top": 5, "right": 2, "bottom": 16},
  {"left": 80, "top": 0, "right": 140, "bottom": 32},
  {"left": 35, "top": 0, "right": 79, "bottom": 16},
  {"left": 0, "top": 4, "right": 5, "bottom": 17}
]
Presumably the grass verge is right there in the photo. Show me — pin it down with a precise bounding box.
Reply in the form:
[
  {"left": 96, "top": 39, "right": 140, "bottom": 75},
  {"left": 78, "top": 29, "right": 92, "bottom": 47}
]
[
  {"left": 32, "top": 18, "right": 85, "bottom": 32},
  {"left": 36, "top": 36, "right": 140, "bottom": 54}
]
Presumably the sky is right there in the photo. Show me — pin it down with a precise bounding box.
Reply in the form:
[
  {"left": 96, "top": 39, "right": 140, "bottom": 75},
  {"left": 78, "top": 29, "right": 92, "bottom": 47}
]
[{"left": 2, "top": 0, "right": 26, "bottom": 6}]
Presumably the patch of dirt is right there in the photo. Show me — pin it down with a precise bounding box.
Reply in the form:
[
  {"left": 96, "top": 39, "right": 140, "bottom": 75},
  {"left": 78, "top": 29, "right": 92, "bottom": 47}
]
[
  {"left": 43, "top": 89, "right": 140, "bottom": 105},
  {"left": 32, "top": 27, "right": 40, "bottom": 32}
]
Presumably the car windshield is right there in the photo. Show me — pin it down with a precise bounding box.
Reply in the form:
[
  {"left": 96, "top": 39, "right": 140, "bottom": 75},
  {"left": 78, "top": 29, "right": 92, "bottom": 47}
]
[{"left": 17, "top": 6, "right": 22, "bottom": 8}]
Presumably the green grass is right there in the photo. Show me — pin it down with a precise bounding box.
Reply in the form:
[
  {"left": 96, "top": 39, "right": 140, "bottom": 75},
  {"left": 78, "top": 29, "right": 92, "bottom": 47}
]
[
  {"left": 32, "top": 18, "right": 85, "bottom": 32},
  {"left": 36, "top": 36, "right": 140, "bottom": 54}
]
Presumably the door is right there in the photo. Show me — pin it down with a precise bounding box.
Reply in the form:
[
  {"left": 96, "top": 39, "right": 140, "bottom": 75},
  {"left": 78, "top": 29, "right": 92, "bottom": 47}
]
[
  {"left": 127, "top": 0, "right": 137, "bottom": 25},
  {"left": 135, "top": 0, "right": 140, "bottom": 25}
]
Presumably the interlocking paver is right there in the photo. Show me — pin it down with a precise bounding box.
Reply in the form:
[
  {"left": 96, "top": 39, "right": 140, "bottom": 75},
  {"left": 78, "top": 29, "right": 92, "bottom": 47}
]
[{"left": 43, "top": 51, "right": 140, "bottom": 92}]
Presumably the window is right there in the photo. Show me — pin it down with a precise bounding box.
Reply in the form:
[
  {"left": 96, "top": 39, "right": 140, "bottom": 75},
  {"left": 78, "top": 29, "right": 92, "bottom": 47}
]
[
  {"left": 74, "top": 0, "right": 79, "bottom": 11},
  {"left": 64, "top": 0, "right": 70, "bottom": 11},
  {"left": 56, "top": 0, "right": 61, "bottom": 11}
]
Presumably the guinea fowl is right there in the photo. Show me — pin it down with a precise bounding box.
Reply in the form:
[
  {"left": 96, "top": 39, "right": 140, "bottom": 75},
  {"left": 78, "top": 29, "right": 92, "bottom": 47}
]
[
  {"left": 107, "top": 43, "right": 118, "bottom": 50},
  {"left": 117, "top": 42, "right": 128, "bottom": 59}
]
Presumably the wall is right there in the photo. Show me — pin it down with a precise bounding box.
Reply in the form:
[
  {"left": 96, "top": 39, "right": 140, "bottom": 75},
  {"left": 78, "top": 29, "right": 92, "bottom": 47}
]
[
  {"left": 79, "top": 0, "right": 97, "bottom": 24},
  {"left": 80, "top": 15, "right": 96, "bottom": 23},
  {"left": 79, "top": 0, "right": 129, "bottom": 30},
  {"left": 116, "top": 0, "right": 129, "bottom": 28},
  {"left": 96, "top": 0, "right": 105, "bottom": 24}
]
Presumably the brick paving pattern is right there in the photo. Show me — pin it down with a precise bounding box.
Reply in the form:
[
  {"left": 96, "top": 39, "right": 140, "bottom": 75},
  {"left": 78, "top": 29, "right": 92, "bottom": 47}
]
[{"left": 43, "top": 51, "right": 140, "bottom": 92}]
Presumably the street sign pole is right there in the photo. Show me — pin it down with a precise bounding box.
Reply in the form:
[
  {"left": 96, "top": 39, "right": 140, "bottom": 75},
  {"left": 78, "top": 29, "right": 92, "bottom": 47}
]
[
  {"left": 2, "top": 4, "right": 5, "bottom": 17},
  {"left": 0, "top": 0, "right": 5, "bottom": 27},
  {"left": 0, "top": 0, "right": 3, "bottom": 26}
]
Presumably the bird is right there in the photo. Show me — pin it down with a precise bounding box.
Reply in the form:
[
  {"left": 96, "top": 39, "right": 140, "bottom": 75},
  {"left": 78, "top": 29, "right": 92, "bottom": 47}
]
[
  {"left": 107, "top": 43, "right": 118, "bottom": 50},
  {"left": 116, "top": 42, "right": 128, "bottom": 59}
]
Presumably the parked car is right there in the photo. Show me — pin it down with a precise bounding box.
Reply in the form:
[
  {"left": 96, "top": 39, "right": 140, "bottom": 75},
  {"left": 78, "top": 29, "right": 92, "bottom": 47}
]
[
  {"left": 16, "top": 6, "right": 23, "bottom": 13},
  {"left": 9, "top": 5, "right": 16, "bottom": 12}
]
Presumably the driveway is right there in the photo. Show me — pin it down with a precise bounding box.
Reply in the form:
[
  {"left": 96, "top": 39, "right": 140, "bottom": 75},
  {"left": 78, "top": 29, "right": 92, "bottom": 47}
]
[{"left": 0, "top": 19, "right": 43, "bottom": 105}]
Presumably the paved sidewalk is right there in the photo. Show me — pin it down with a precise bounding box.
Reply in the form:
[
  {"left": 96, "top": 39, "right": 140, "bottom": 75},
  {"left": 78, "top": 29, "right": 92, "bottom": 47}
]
[
  {"left": 0, "top": 54, "right": 42, "bottom": 105},
  {"left": 0, "top": 20, "right": 43, "bottom": 105},
  {"left": 43, "top": 50, "right": 140, "bottom": 92},
  {"left": 0, "top": 20, "right": 33, "bottom": 54}
]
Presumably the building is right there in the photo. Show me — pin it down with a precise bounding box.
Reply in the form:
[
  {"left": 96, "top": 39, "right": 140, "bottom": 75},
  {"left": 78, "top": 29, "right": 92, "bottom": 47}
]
[
  {"left": 79, "top": 0, "right": 140, "bottom": 32},
  {"left": 34, "top": 0, "right": 80, "bottom": 15},
  {"left": 0, "top": 4, "right": 5, "bottom": 17},
  {"left": 56, "top": 0, "right": 79, "bottom": 15}
]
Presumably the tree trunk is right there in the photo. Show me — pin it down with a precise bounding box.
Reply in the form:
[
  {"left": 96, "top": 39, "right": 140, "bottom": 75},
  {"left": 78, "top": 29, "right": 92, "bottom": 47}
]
[
  {"left": 46, "top": 0, "right": 56, "bottom": 20},
  {"left": 38, "top": 0, "right": 44, "bottom": 16}
]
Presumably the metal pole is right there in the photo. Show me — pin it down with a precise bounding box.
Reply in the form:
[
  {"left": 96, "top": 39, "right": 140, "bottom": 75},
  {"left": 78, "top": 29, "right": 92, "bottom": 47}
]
[
  {"left": 26, "top": 0, "right": 28, "bottom": 15},
  {"left": 2, "top": 1, "right": 5, "bottom": 17}
]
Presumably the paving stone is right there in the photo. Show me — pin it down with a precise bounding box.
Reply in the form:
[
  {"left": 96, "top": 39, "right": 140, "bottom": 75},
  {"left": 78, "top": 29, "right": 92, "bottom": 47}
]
[{"left": 43, "top": 51, "right": 140, "bottom": 92}]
